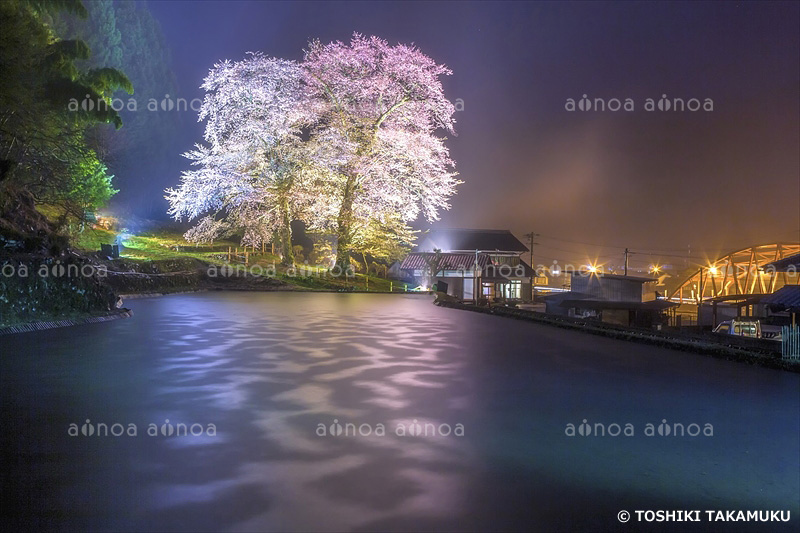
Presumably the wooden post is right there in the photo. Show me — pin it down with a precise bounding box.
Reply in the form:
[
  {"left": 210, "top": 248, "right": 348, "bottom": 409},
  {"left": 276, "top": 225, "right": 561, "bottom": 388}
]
[
  {"left": 712, "top": 301, "right": 718, "bottom": 328},
  {"left": 227, "top": 246, "right": 231, "bottom": 263},
  {"left": 697, "top": 267, "right": 704, "bottom": 327},
  {"left": 390, "top": 281, "right": 393, "bottom": 292},
  {"left": 245, "top": 250, "right": 249, "bottom": 265}
]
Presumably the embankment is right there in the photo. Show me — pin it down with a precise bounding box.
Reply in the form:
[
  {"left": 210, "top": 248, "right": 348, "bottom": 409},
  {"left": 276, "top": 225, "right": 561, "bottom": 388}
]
[
  {"left": 434, "top": 297, "right": 797, "bottom": 372},
  {"left": 0, "top": 253, "right": 121, "bottom": 328}
]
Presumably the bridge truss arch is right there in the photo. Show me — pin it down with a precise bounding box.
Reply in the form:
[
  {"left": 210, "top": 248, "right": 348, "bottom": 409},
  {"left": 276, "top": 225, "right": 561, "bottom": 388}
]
[{"left": 668, "top": 243, "right": 800, "bottom": 303}]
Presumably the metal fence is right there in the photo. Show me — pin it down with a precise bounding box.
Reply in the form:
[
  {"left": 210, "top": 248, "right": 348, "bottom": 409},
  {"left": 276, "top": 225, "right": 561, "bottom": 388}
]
[{"left": 781, "top": 326, "right": 800, "bottom": 361}]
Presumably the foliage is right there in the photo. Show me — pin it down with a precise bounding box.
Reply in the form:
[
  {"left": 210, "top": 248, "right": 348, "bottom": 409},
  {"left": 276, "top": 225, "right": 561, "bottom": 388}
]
[
  {"left": 0, "top": 0, "right": 129, "bottom": 235},
  {"left": 166, "top": 34, "right": 459, "bottom": 269},
  {"left": 67, "top": 156, "right": 118, "bottom": 212},
  {"left": 349, "top": 214, "right": 415, "bottom": 275},
  {"left": 292, "top": 244, "right": 306, "bottom": 264},
  {"left": 303, "top": 33, "right": 460, "bottom": 268},
  {"left": 182, "top": 215, "right": 230, "bottom": 245},
  {"left": 51, "top": 0, "right": 178, "bottom": 209},
  {"left": 165, "top": 54, "right": 325, "bottom": 265},
  {"left": 308, "top": 236, "right": 335, "bottom": 267}
]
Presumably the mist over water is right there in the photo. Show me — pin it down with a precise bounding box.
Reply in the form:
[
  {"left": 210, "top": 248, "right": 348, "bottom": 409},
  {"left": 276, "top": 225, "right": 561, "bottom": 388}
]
[{"left": 1, "top": 292, "right": 798, "bottom": 531}]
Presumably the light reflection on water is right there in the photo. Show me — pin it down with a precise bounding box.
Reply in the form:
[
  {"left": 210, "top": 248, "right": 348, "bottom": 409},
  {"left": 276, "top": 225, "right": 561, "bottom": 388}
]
[
  {"left": 148, "top": 294, "right": 472, "bottom": 531},
  {"left": 139, "top": 293, "right": 474, "bottom": 531},
  {"left": 0, "top": 292, "right": 798, "bottom": 532}
]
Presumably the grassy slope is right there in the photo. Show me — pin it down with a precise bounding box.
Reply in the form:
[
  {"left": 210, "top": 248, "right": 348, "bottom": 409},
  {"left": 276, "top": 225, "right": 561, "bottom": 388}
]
[{"left": 72, "top": 225, "right": 407, "bottom": 292}]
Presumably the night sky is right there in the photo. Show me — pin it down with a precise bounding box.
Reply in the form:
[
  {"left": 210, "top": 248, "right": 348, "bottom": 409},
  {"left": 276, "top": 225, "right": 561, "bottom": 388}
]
[{"left": 143, "top": 0, "right": 799, "bottom": 268}]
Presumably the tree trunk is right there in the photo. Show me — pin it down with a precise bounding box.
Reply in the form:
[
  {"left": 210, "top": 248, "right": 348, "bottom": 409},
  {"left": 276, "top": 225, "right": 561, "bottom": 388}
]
[
  {"left": 334, "top": 175, "right": 356, "bottom": 270},
  {"left": 279, "top": 198, "right": 293, "bottom": 266}
]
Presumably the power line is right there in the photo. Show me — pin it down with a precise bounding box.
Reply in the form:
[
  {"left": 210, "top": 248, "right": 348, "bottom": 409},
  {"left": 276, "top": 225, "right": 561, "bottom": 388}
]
[
  {"left": 537, "top": 242, "right": 703, "bottom": 261},
  {"left": 538, "top": 234, "right": 699, "bottom": 255},
  {"left": 536, "top": 243, "right": 597, "bottom": 256},
  {"left": 538, "top": 234, "right": 629, "bottom": 249}
]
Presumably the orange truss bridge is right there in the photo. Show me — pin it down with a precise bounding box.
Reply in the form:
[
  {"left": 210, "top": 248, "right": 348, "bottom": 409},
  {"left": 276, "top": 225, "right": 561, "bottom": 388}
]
[{"left": 668, "top": 243, "right": 800, "bottom": 303}]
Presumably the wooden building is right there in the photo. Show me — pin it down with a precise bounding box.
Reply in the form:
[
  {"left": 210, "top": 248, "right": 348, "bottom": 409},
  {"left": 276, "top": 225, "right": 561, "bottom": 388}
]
[
  {"left": 400, "top": 229, "right": 533, "bottom": 302},
  {"left": 545, "top": 272, "right": 676, "bottom": 327}
]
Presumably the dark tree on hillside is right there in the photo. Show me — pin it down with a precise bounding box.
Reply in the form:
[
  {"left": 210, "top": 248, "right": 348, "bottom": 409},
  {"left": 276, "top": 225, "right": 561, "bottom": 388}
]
[
  {"left": 51, "top": 0, "right": 179, "bottom": 212},
  {"left": 0, "top": 0, "right": 131, "bottom": 239}
]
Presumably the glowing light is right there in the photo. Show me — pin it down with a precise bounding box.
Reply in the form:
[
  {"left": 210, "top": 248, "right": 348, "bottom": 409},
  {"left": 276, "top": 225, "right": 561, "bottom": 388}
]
[
  {"left": 650, "top": 265, "right": 661, "bottom": 274},
  {"left": 708, "top": 266, "right": 719, "bottom": 276},
  {"left": 586, "top": 264, "right": 598, "bottom": 273}
]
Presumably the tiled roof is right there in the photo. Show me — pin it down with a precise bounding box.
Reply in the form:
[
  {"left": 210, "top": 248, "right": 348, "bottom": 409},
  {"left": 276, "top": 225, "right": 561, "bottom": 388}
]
[{"left": 400, "top": 252, "right": 490, "bottom": 271}]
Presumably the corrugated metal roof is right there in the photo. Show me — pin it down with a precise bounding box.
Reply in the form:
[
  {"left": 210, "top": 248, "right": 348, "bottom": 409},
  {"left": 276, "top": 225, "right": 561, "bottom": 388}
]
[
  {"left": 417, "top": 229, "right": 528, "bottom": 253},
  {"left": 400, "top": 252, "right": 490, "bottom": 271},
  {"left": 760, "top": 285, "right": 800, "bottom": 310},
  {"left": 764, "top": 253, "right": 800, "bottom": 272},
  {"left": 570, "top": 272, "right": 657, "bottom": 283},
  {"left": 543, "top": 291, "right": 593, "bottom": 303}
]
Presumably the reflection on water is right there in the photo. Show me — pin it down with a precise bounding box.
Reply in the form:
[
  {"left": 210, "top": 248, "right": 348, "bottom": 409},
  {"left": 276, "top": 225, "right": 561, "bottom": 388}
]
[
  {"left": 1, "top": 292, "right": 798, "bottom": 532},
  {"left": 146, "top": 294, "right": 473, "bottom": 531}
]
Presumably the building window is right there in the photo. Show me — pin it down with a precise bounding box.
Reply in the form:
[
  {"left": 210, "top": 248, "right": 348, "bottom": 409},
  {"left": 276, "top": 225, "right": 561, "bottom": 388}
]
[
  {"left": 495, "top": 280, "right": 521, "bottom": 299},
  {"left": 509, "top": 280, "right": 521, "bottom": 299},
  {"left": 482, "top": 282, "right": 494, "bottom": 298},
  {"left": 492, "top": 255, "right": 520, "bottom": 266}
]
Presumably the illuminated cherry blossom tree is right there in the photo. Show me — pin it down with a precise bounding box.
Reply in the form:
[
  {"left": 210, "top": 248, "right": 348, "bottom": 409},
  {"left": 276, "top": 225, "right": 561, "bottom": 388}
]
[
  {"left": 166, "top": 36, "right": 460, "bottom": 268},
  {"left": 165, "top": 54, "right": 321, "bottom": 264},
  {"left": 304, "top": 34, "right": 460, "bottom": 268}
]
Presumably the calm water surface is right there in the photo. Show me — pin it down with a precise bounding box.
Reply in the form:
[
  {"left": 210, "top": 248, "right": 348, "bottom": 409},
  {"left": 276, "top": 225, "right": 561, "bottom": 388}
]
[{"left": 1, "top": 292, "right": 798, "bottom": 531}]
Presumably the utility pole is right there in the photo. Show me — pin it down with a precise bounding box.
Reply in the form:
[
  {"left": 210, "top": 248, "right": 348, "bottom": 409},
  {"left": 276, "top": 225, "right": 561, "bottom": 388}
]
[
  {"left": 524, "top": 232, "right": 540, "bottom": 301},
  {"left": 474, "top": 248, "right": 479, "bottom": 303},
  {"left": 624, "top": 248, "right": 629, "bottom": 276},
  {"left": 697, "top": 266, "right": 704, "bottom": 327},
  {"left": 623, "top": 248, "right": 638, "bottom": 276}
]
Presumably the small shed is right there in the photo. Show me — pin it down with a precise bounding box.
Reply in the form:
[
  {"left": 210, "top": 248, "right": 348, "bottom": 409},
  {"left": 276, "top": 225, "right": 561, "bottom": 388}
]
[
  {"left": 569, "top": 272, "right": 658, "bottom": 302},
  {"left": 761, "top": 285, "right": 800, "bottom": 325}
]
